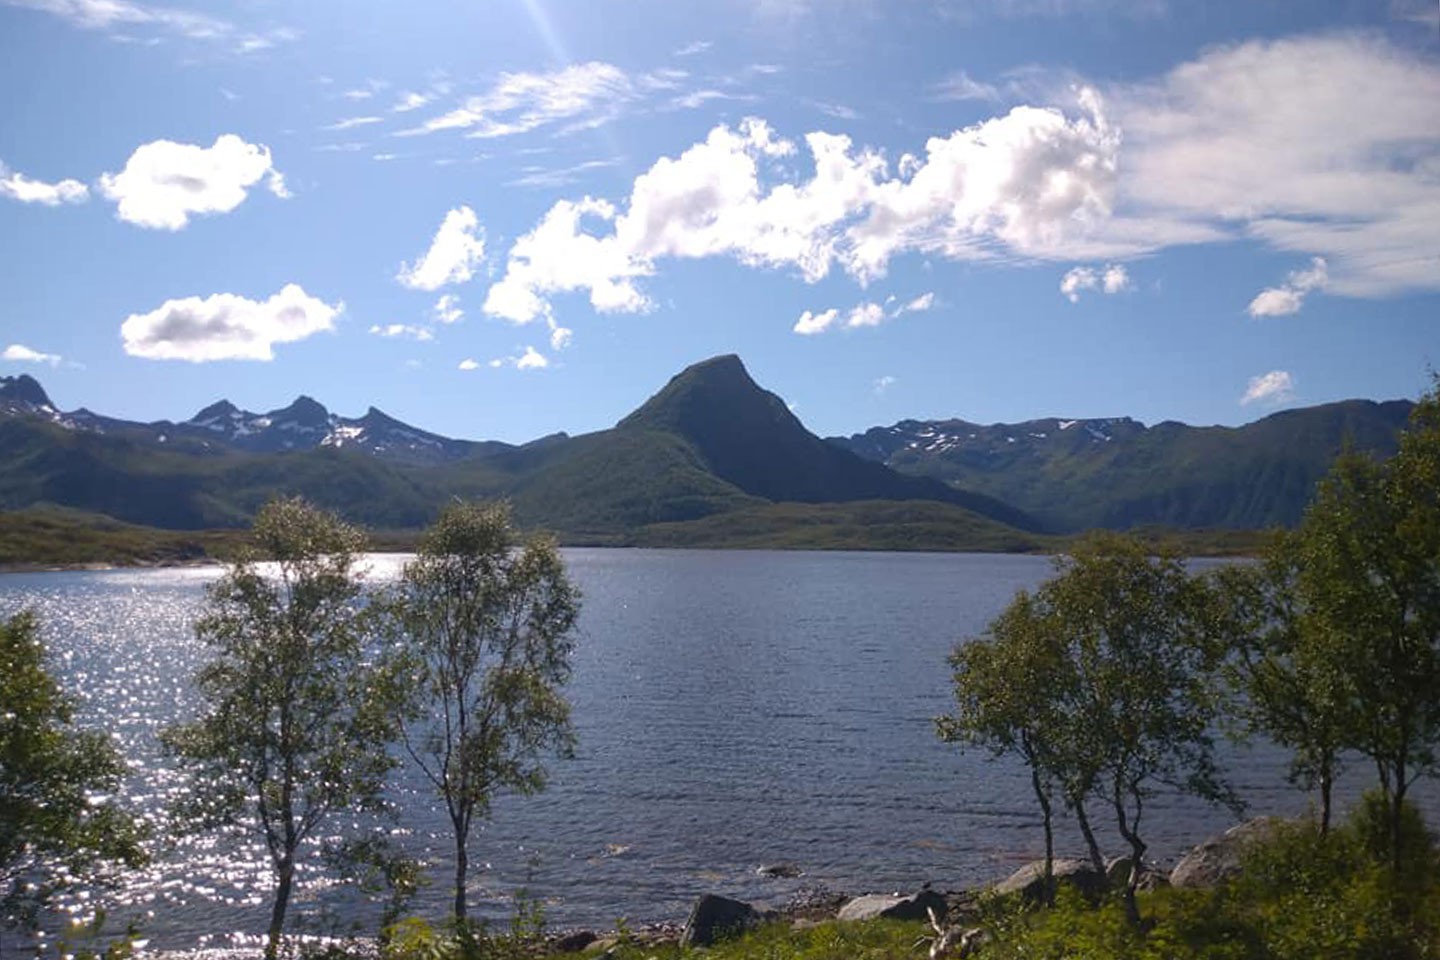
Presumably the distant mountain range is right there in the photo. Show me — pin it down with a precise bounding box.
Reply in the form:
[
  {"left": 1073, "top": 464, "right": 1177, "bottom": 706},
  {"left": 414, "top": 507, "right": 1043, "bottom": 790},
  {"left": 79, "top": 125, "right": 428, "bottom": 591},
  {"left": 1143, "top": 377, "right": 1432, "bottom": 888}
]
[{"left": 0, "top": 358, "right": 1415, "bottom": 548}]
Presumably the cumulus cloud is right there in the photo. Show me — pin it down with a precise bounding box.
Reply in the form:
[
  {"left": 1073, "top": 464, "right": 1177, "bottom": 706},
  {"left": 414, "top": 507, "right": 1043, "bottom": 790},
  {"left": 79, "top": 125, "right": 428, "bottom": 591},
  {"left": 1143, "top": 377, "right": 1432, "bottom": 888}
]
[
  {"left": 1241, "top": 370, "right": 1296, "bottom": 406},
  {"left": 3, "top": 343, "right": 62, "bottom": 366},
  {"left": 0, "top": 161, "right": 89, "bottom": 205},
  {"left": 485, "top": 346, "right": 551, "bottom": 370},
  {"left": 433, "top": 294, "right": 464, "bottom": 325},
  {"left": 1116, "top": 34, "right": 1440, "bottom": 297},
  {"left": 793, "top": 308, "right": 839, "bottom": 335},
  {"left": 846, "top": 302, "right": 886, "bottom": 328},
  {"left": 407, "top": 62, "right": 638, "bottom": 139},
  {"left": 458, "top": 358, "right": 480, "bottom": 371},
  {"left": 121, "top": 283, "right": 340, "bottom": 362},
  {"left": 1247, "top": 257, "right": 1328, "bottom": 318},
  {"left": 99, "top": 134, "right": 287, "bottom": 230},
  {"left": 369, "top": 323, "right": 433, "bottom": 341},
  {"left": 397, "top": 206, "right": 486, "bottom": 291},
  {"left": 793, "top": 291, "right": 935, "bottom": 335},
  {"left": 482, "top": 98, "right": 1121, "bottom": 325},
  {"left": 1060, "top": 262, "right": 1131, "bottom": 302},
  {"left": 549, "top": 325, "right": 573, "bottom": 350}
]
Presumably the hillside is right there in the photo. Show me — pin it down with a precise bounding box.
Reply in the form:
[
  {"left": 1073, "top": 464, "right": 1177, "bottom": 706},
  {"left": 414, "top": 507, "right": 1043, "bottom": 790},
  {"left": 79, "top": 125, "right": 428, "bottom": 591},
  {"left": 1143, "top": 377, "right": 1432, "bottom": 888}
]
[{"left": 829, "top": 400, "right": 1413, "bottom": 533}]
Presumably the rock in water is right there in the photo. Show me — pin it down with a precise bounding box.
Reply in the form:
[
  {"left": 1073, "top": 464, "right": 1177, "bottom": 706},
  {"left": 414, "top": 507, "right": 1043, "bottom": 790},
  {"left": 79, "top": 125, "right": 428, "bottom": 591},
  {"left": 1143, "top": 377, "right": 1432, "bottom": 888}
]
[
  {"left": 680, "top": 893, "right": 763, "bottom": 946},
  {"left": 1170, "top": 817, "right": 1286, "bottom": 889},
  {"left": 757, "top": 862, "right": 803, "bottom": 878},
  {"left": 837, "top": 889, "right": 948, "bottom": 923}
]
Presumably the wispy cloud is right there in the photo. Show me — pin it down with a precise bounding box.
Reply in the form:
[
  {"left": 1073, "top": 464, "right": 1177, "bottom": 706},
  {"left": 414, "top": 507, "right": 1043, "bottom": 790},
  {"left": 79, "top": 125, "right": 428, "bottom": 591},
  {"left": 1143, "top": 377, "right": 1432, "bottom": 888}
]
[
  {"left": 369, "top": 323, "right": 434, "bottom": 342},
  {"left": 931, "top": 69, "right": 1000, "bottom": 102},
  {"left": 325, "top": 115, "right": 384, "bottom": 132},
  {"left": 507, "top": 159, "right": 619, "bottom": 189},
  {"left": 674, "top": 40, "right": 712, "bottom": 57},
  {"left": 405, "top": 62, "right": 639, "bottom": 139},
  {"left": 873, "top": 375, "right": 896, "bottom": 395},
  {"left": 5, "top": 0, "right": 296, "bottom": 53}
]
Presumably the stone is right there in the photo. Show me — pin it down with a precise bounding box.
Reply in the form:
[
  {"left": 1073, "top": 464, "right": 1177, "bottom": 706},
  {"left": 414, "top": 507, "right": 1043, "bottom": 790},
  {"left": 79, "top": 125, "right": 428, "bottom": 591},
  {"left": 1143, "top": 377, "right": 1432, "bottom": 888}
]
[
  {"left": 553, "top": 930, "right": 598, "bottom": 952},
  {"left": 757, "top": 862, "right": 803, "bottom": 878},
  {"left": 837, "top": 888, "right": 948, "bottom": 923},
  {"left": 680, "top": 893, "right": 763, "bottom": 947},
  {"left": 993, "top": 858, "right": 1106, "bottom": 902},
  {"left": 1170, "top": 817, "right": 1285, "bottom": 889}
]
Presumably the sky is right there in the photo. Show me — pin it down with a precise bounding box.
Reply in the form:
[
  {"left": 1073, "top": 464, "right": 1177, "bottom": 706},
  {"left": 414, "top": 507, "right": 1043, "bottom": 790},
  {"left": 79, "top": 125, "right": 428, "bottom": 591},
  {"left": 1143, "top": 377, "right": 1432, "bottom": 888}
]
[{"left": 1, "top": 0, "right": 1437, "bottom": 444}]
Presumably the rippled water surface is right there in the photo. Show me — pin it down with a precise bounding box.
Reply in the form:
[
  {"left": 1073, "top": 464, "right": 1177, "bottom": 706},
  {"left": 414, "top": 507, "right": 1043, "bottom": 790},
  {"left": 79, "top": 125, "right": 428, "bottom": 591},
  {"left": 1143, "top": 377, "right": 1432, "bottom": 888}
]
[{"left": 3, "top": 549, "right": 1433, "bottom": 953}]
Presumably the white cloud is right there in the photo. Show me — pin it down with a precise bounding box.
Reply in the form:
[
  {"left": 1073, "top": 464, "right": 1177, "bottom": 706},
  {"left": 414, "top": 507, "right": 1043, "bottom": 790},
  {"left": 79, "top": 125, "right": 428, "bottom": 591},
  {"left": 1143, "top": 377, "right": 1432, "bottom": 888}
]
[
  {"left": 342, "top": 88, "right": 374, "bottom": 102},
  {"left": 7, "top": 0, "right": 295, "bottom": 52},
  {"left": 1116, "top": 34, "right": 1440, "bottom": 297},
  {"left": 484, "top": 100, "right": 1120, "bottom": 324},
  {"left": 670, "top": 89, "right": 752, "bottom": 111},
  {"left": 99, "top": 134, "right": 287, "bottom": 230},
  {"left": 932, "top": 69, "right": 1000, "bottom": 102},
  {"left": 369, "top": 323, "right": 433, "bottom": 341},
  {"left": 408, "top": 62, "right": 637, "bottom": 139},
  {"left": 516, "top": 345, "right": 549, "bottom": 369},
  {"left": 1241, "top": 370, "right": 1296, "bottom": 406},
  {"left": 397, "top": 206, "right": 487, "bottom": 291},
  {"left": 674, "top": 40, "right": 712, "bottom": 57},
  {"left": 121, "top": 283, "right": 340, "bottom": 362},
  {"left": 1102, "top": 263, "right": 1131, "bottom": 293},
  {"left": 846, "top": 301, "right": 886, "bottom": 328},
  {"left": 458, "top": 358, "right": 480, "bottom": 371},
  {"left": 433, "top": 294, "right": 463, "bottom": 325},
  {"left": 1247, "top": 257, "right": 1328, "bottom": 318},
  {"left": 793, "top": 308, "right": 838, "bottom": 335},
  {"left": 507, "top": 159, "right": 620, "bottom": 189},
  {"left": 794, "top": 292, "right": 933, "bottom": 336},
  {"left": 325, "top": 115, "right": 383, "bottom": 131},
  {"left": 3, "top": 343, "right": 62, "bottom": 366},
  {"left": 393, "top": 91, "right": 432, "bottom": 113},
  {"left": 549, "top": 325, "right": 573, "bottom": 350},
  {"left": 897, "top": 291, "right": 936, "bottom": 314},
  {"left": 873, "top": 375, "right": 896, "bottom": 395},
  {"left": 0, "top": 161, "right": 89, "bottom": 205},
  {"left": 1060, "top": 262, "right": 1130, "bottom": 302}
]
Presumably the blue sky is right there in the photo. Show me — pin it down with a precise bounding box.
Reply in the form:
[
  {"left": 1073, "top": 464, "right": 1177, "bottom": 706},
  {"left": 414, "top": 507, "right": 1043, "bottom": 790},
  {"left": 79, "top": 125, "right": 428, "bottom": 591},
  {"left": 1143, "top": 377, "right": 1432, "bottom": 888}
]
[{"left": 1, "top": 0, "right": 1437, "bottom": 444}]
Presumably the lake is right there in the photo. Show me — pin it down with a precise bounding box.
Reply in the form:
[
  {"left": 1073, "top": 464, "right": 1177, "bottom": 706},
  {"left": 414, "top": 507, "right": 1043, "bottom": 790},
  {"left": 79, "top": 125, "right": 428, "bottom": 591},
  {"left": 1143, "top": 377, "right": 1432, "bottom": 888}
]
[{"left": 1, "top": 549, "right": 1427, "bottom": 953}]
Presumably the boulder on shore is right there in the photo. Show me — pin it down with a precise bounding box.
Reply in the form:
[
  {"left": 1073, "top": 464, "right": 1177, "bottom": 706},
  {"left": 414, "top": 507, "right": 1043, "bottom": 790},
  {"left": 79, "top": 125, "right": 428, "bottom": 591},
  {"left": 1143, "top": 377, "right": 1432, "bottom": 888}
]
[
  {"left": 757, "top": 862, "right": 803, "bottom": 878},
  {"left": 837, "top": 889, "right": 947, "bottom": 923},
  {"left": 994, "top": 858, "right": 1106, "bottom": 903},
  {"left": 680, "top": 893, "right": 764, "bottom": 946},
  {"left": 1170, "top": 817, "right": 1286, "bottom": 889}
]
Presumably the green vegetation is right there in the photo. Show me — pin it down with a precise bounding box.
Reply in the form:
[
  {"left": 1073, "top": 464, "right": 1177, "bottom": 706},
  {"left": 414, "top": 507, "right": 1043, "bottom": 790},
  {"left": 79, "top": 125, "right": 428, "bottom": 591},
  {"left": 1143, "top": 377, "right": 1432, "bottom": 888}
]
[
  {"left": 836, "top": 398, "right": 1412, "bottom": 532},
  {"left": 381, "top": 501, "right": 580, "bottom": 926},
  {"left": 161, "top": 498, "right": 406, "bottom": 960},
  {"left": 0, "top": 612, "right": 146, "bottom": 943}
]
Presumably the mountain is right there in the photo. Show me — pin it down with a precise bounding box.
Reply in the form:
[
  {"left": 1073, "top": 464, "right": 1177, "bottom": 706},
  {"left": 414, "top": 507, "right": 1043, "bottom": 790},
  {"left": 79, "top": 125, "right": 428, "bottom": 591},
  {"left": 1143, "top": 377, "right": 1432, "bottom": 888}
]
[
  {"left": 0, "top": 360, "right": 1416, "bottom": 547},
  {"left": 828, "top": 399, "right": 1414, "bottom": 532},
  {"left": 0, "top": 358, "right": 1034, "bottom": 545},
  {"left": 616, "top": 355, "right": 1040, "bottom": 529}
]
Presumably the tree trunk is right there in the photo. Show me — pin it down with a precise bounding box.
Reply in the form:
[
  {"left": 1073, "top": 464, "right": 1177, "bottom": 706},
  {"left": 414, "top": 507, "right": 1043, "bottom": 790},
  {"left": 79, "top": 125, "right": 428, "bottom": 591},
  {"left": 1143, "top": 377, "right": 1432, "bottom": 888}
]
[
  {"left": 1392, "top": 770, "right": 1408, "bottom": 875},
  {"left": 1073, "top": 798, "right": 1105, "bottom": 875},
  {"left": 1318, "top": 757, "right": 1333, "bottom": 836},
  {"left": 1110, "top": 783, "right": 1145, "bottom": 927},
  {"left": 266, "top": 855, "right": 294, "bottom": 960},
  {"left": 1030, "top": 763, "right": 1056, "bottom": 907},
  {"left": 453, "top": 835, "right": 469, "bottom": 925}
]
